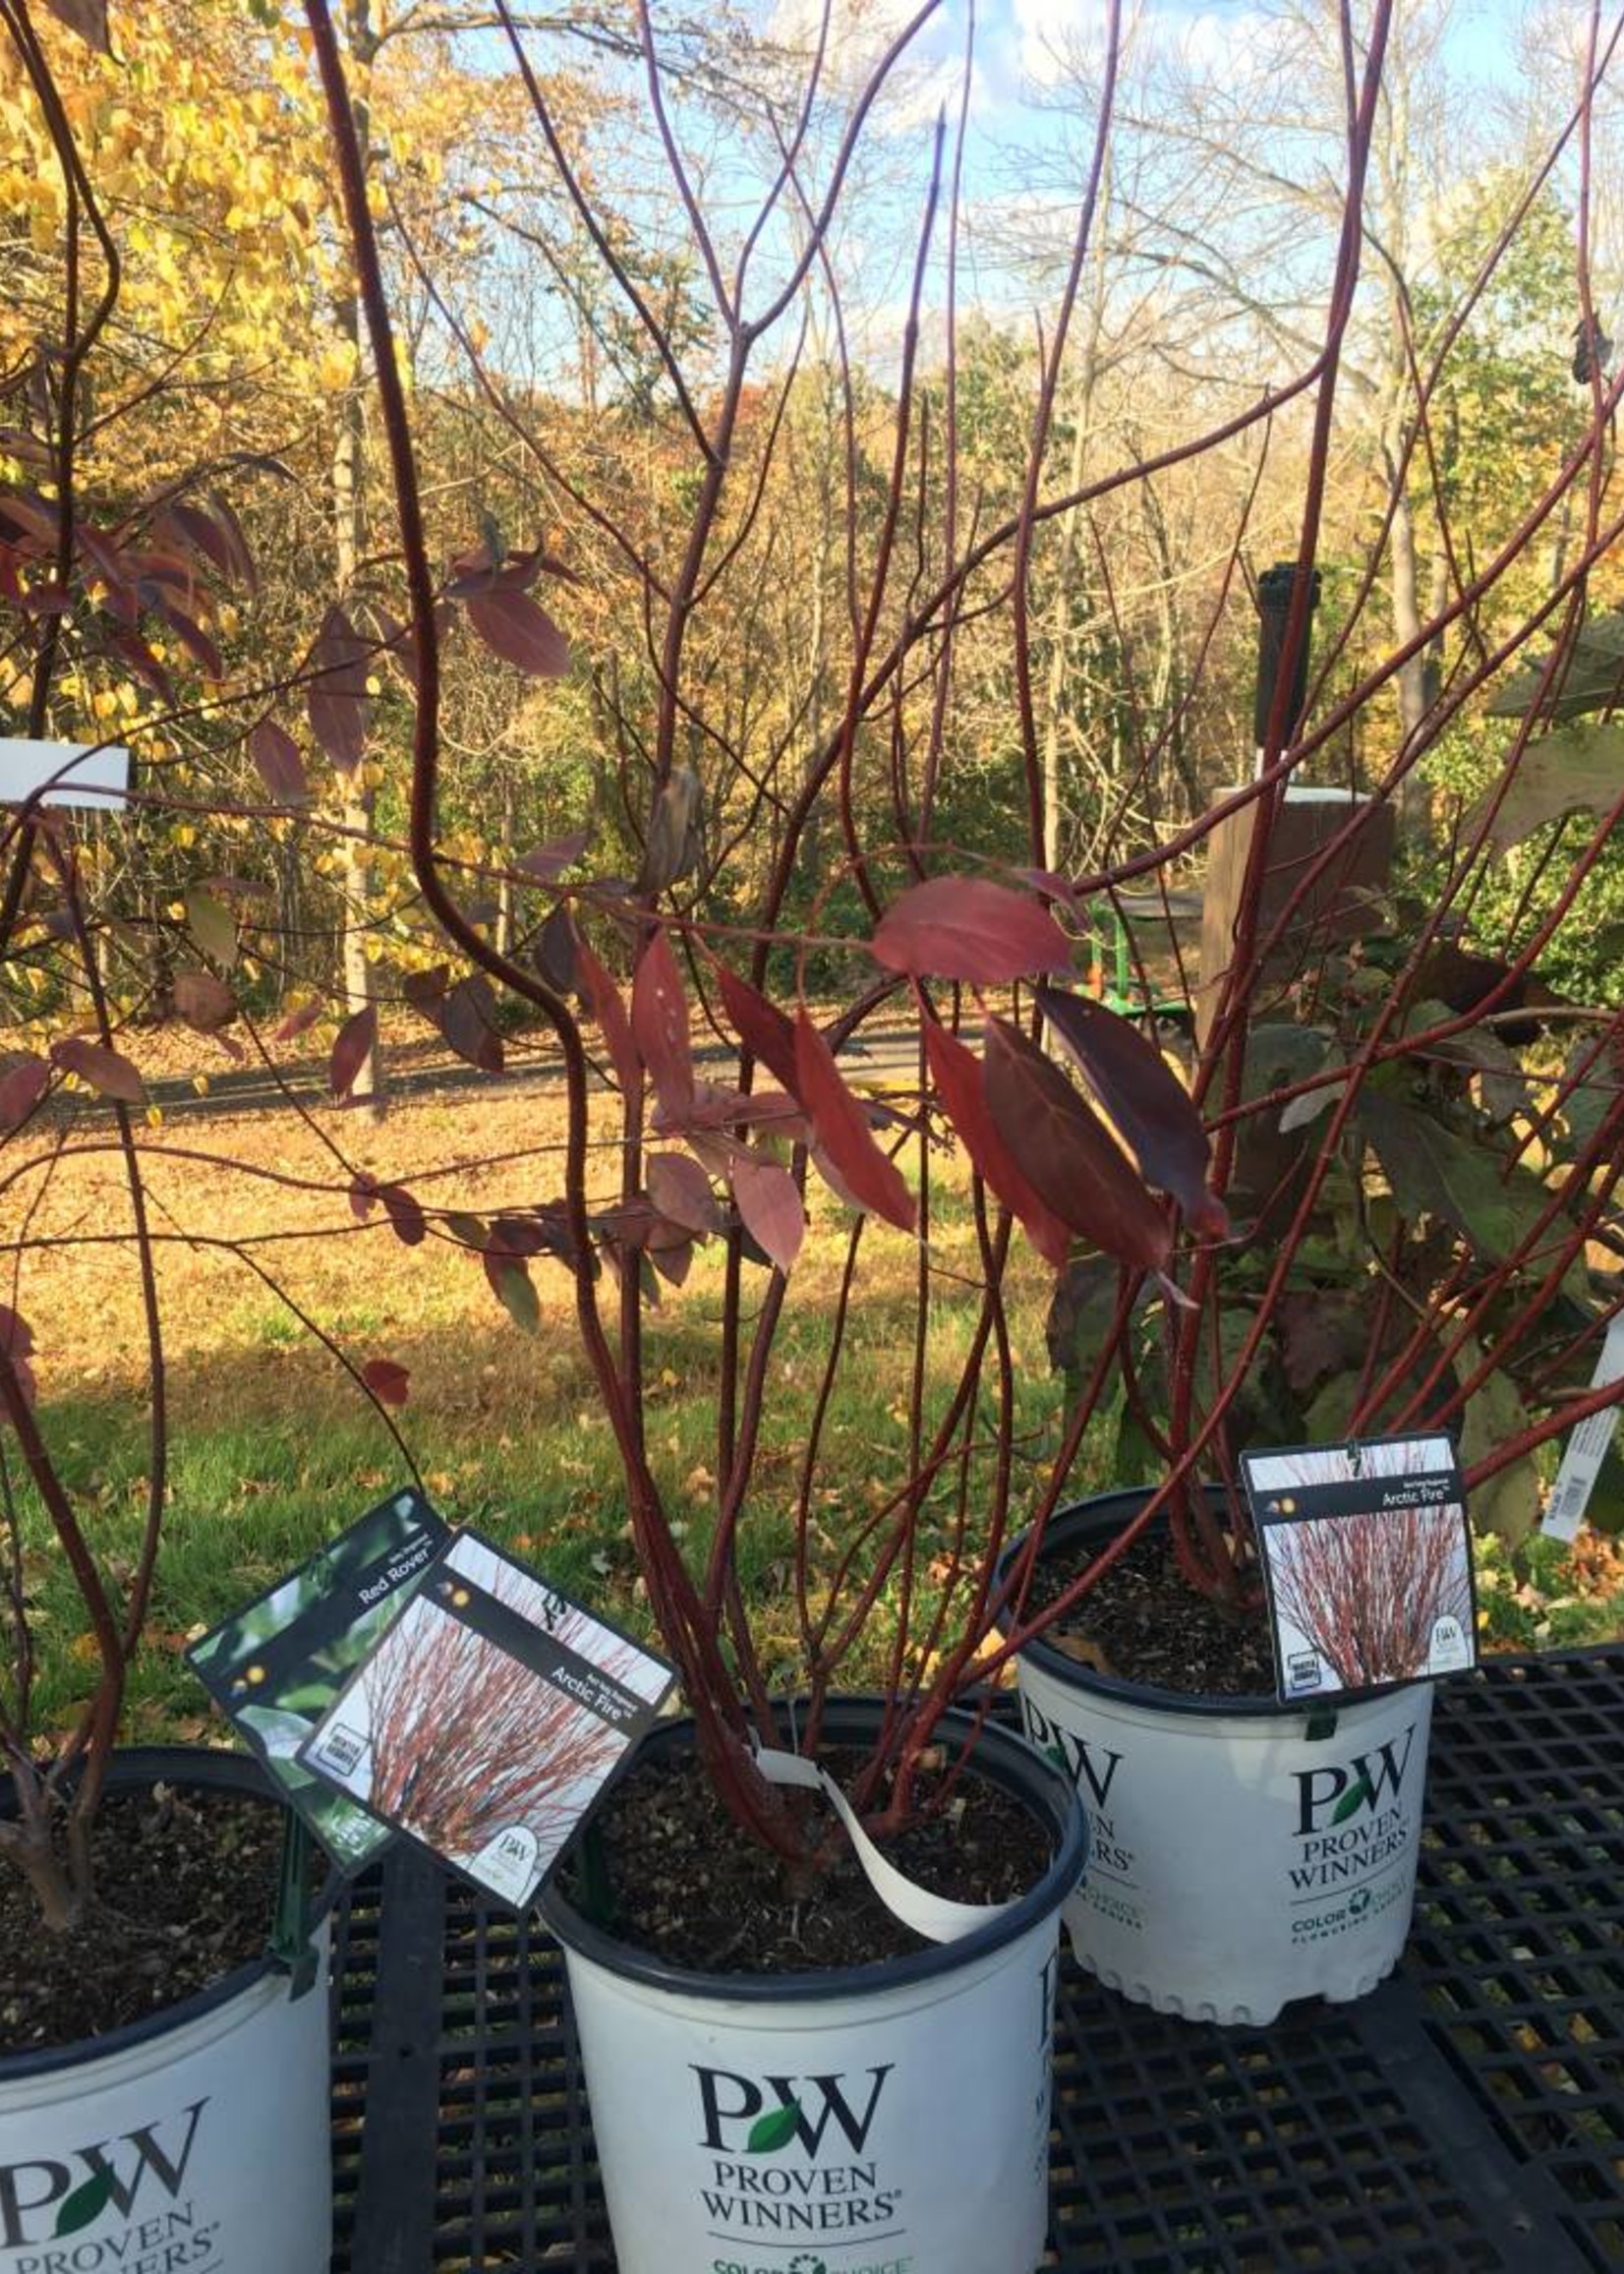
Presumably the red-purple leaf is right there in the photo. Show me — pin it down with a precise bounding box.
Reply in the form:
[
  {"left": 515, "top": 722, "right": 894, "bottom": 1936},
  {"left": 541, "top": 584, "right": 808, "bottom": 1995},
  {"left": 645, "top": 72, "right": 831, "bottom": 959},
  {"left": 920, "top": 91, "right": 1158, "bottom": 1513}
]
[
  {"left": 161, "top": 501, "right": 236, "bottom": 583},
  {"left": 40, "top": 0, "right": 109, "bottom": 51},
  {"left": 306, "top": 606, "right": 371, "bottom": 775},
  {"left": 536, "top": 904, "right": 577, "bottom": 995},
  {"left": 870, "top": 878, "right": 1073, "bottom": 985},
  {"left": 274, "top": 999, "right": 324, "bottom": 1044},
  {"left": 516, "top": 831, "right": 589, "bottom": 883},
  {"left": 110, "top": 628, "right": 175, "bottom": 703},
  {"left": 171, "top": 969, "right": 237, "bottom": 1034},
  {"left": 647, "top": 1151, "right": 722, "bottom": 1234},
  {"left": 379, "top": 1183, "right": 428, "bottom": 1246},
  {"left": 362, "top": 1358, "right": 410, "bottom": 1408},
  {"left": 328, "top": 1005, "right": 377, "bottom": 1100},
  {"left": 717, "top": 963, "right": 801, "bottom": 1095},
  {"left": 464, "top": 585, "right": 571, "bottom": 678},
  {"left": 576, "top": 942, "right": 640, "bottom": 1097},
  {"left": 0, "top": 1055, "right": 49, "bottom": 1128},
  {"left": 249, "top": 721, "right": 310, "bottom": 805},
  {"left": 205, "top": 490, "right": 259, "bottom": 593},
  {"left": 792, "top": 1011, "right": 915, "bottom": 1231},
  {"left": 631, "top": 932, "right": 694, "bottom": 1123},
  {"left": 729, "top": 1154, "right": 805, "bottom": 1271},
  {"left": 1038, "top": 985, "right": 1229, "bottom": 1239},
  {"left": 50, "top": 1035, "right": 145, "bottom": 1104},
  {"left": 349, "top": 1175, "right": 377, "bottom": 1221},
  {"left": 983, "top": 1018, "right": 1172, "bottom": 1273},
  {"left": 923, "top": 1020, "right": 1071, "bottom": 1269},
  {"left": 163, "top": 606, "right": 223, "bottom": 682},
  {"left": 441, "top": 973, "right": 504, "bottom": 1074},
  {"left": 0, "top": 1306, "right": 35, "bottom": 1360}
]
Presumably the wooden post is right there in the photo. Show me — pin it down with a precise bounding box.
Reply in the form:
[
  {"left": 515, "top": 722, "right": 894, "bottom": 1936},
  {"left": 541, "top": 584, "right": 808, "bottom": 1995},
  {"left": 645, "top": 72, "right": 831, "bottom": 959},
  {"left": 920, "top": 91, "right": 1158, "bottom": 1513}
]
[{"left": 1195, "top": 787, "right": 1396, "bottom": 1047}]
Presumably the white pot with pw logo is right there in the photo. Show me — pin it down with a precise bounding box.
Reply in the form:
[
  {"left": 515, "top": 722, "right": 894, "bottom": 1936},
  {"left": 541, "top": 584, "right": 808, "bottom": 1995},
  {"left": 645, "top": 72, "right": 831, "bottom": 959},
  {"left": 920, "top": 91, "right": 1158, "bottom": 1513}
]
[
  {"left": 996, "top": 1492, "right": 1435, "bottom": 2026},
  {"left": 538, "top": 1699, "right": 1085, "bottom": 2274},
  {"left": 1, "top": 1751, "right": 330, "bottom": 2274}
]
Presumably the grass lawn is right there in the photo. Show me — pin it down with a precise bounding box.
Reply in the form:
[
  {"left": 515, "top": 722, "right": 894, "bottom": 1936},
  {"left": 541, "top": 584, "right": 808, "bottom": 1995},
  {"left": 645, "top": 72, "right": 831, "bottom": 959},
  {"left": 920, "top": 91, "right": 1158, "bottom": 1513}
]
[{"left": 7, "top": 1020, "right": 1623, "bottom": 1752}]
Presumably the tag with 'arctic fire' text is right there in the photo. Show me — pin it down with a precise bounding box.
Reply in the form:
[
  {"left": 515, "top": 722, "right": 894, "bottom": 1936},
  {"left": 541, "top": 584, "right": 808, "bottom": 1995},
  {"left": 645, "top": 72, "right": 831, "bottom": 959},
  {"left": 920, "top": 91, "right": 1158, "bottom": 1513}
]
[
  {"left": 296, "top": 1530, "right": 676, "bottom": 1909},
  {"left": 1243, "top": 1434, "right": 1477, "bottom": 1705}
]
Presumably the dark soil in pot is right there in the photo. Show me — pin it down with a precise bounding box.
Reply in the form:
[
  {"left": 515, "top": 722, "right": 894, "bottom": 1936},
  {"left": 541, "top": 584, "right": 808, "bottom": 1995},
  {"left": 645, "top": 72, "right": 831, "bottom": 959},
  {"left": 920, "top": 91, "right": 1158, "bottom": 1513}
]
[
  {"left": 564, "top": 1742, "right": 1053, "bottom": 1973},
  {"left": 1025, "top": 1523, "right": 1277, "bottom": 1697},
  {"left": 1, "top": 1778, "right": 288, "bottom": 2053}
]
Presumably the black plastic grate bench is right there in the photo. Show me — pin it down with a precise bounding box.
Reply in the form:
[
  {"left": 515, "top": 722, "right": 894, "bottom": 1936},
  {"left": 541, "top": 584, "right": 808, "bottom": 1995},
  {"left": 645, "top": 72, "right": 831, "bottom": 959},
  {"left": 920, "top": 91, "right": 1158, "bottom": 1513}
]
[{"left": 327, "top": 1648, "right": 1624, "bottom": 2272}]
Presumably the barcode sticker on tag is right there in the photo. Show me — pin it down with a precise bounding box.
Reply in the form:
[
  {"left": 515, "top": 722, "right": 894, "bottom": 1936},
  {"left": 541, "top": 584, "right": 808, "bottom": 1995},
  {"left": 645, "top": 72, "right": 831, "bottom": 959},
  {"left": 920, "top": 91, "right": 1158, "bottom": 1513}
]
[{"left": 1542, "top": 1313, "right": 1624, "bottom": 1543}]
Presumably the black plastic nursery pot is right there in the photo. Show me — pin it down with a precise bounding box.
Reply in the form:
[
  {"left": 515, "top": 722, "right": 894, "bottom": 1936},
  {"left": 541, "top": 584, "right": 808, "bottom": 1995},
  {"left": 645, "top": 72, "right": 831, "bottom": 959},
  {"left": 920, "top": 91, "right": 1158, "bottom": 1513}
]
[
  {"left": 537, "top": 1695, "right": 1085, "bottom": 2274},
  {"left": 996, "top": 1490, "right": 1434, "bottom": 2025},
  {"left": 0, "top": 1747, "right": 332, "bottom": 2274}
]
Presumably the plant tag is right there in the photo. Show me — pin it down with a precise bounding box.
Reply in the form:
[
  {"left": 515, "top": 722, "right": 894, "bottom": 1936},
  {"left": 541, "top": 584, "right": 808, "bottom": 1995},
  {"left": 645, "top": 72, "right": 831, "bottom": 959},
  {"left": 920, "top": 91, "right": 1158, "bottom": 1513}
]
[
  {"left": 1541, "top": 1312, "right": 1624, "bottom": 1542},
  {"left": 1243, "top": 1434, "right": 1477, "bottom": 1704},
  {"left": 752, "top": 1743, "right": 1021, "bottom": 1944},
  {"left": 187, "top": 1486, "right": 447, "bottom": 1871},
  {"left": 296, "top": 1530, "right": 676, "bottom": 1910},
  {"left": 0, "top": 736, "right": 130, "bottom": 810}
]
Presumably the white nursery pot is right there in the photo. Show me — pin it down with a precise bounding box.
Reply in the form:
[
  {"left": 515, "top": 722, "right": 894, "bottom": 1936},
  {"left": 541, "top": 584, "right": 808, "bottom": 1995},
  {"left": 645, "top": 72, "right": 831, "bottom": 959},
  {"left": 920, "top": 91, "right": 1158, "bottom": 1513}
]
[
  {"left": 538, "top": 1699, "right": 1086, "bottom": 2274},
  {"left": 998, "top": 1493, "right": 1434, "bottom": 2027},
  {"left": 1, "top": 1751, "right": 331, "bottom": 2274}
]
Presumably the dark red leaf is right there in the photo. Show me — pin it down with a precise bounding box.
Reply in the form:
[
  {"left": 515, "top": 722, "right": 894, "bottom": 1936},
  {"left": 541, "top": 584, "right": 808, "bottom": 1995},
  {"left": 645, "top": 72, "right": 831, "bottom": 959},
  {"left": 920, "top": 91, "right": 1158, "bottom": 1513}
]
[
  {"left": 647, "top": 1151, "right": 722, "bottom": 1234},
  {"left": 675, "top": 1085, "right": 808, "bottom": 1137},
  {"left": 40, "top": 0, "right": 110, "bottom": 54},
  {"left": 249, "top": 721, "right": 310, "bottom": 805},
  {"left": 306, "top": 606, "right": 371, "bottom": 775},
  {"left": 109, "top": 628, "right": 175, "bottom": 703},
  {"left": 0, "top": 492, "right": 60, "bottom": 550},
  {"left": 160, "top": 502, "right": 236, "bottom": 583},
  {"left": 0, "top": 1306, "right": 35, "bottom": 1360},
  {"left": 923, "top": 1020, "right": 1071, "bottom": 1268},
  {"left": 717, "top": 963, "right": 801, "bottom": 1095},
  {"left": 328, "top": 1005, "right": 377, "bottom": 1100},
  {"left": 648, "top": 1233, "right": 693, "bottom": 1287},
  {"left": 536, "top": 904, "right": 577, "bottom": 995},
  {"left": 274, "top": 999, "right": 324, "bottom": 1044},
  {"left": 379, "top": 1183, "right": 428, "bottom": 1246},
  {"left": 792, "top": 1010, "right": 915, "bottom": 1231},
  {"left": 983, "top": 1018, "right": 1172, "bottom": 1273},
  {"left": 729, "top": 1154, "right": 805, "bottom": 1270},
  {"left": 0, "top": 1055, "right": 49, "bottom": 1128},
  {"left": 441, "top": 973, "right": 504, "bottom": 1074},
  {"left": 516, "top": 831, "right": 589, "bottom": 883},
  {"left": 49, "top": 1035, "right": 145, "bottom": 1104},
  {"left": 349, "top": 1175, "right": 377, "bottom": 1221},
  {"left": 1038, "top": 985, "right": 1228, "bottom": 1239},
  {"left": 464, "top": 585, "right": 571, "bottom": 678},
  {"left": 76, "top": 525, "right": 128, "bottom": 592},
  {"left": 205, "top": 491, "right": 259, "bottom": 593},
  {"left": 632, "top": 932, "right": 694, "bottom": 1122},
  {"left": 171, "top": 969, "right": 237, "bottom": 1034},
  {"left": 870, "top": 878, "right": 1073, "bottom": 985},
  {"left": 577, "top": 941, "right": 639, "bottom": 1096},
  {"left": 401, "top": 964, "right": 450, "bottom": 1016},
  {"left": 361, "top": 1358, "right": 410, "bottom": 1408}
]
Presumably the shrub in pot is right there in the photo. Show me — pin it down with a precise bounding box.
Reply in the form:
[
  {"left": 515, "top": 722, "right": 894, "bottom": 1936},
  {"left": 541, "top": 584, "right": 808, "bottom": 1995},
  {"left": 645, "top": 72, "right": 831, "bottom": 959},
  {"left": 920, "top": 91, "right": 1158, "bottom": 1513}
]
[
  {"left": 292, "top": 0, "right": 1624, "bottom": 2252},
  {"left": 7, "top": 6, "right": 1624, "bottom": 2274},
  {"left": 0, "top": 16, "right": 332, "bottom": 2263}
]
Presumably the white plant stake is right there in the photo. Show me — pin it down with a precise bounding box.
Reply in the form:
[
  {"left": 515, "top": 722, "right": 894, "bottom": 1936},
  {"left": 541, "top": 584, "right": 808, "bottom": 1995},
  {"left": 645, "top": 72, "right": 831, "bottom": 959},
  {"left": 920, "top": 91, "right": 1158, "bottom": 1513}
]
[{"left": 1543, "top": 1313, "right": 1624, "bottom": 1543}]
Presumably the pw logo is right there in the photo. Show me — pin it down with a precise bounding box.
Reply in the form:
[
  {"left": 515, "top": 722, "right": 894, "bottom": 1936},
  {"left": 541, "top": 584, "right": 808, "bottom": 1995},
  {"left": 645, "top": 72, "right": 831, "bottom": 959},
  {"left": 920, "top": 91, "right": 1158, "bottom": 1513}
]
[
  {"left": 1294, "top": 1725, "right": 1417, "bottom": 1835},
  {"left": 693, "top": 2065, "right": 893, "bottom": 2158},
  {"left": 0, "top": 2099, "right": 205, "bottom": 2248}
]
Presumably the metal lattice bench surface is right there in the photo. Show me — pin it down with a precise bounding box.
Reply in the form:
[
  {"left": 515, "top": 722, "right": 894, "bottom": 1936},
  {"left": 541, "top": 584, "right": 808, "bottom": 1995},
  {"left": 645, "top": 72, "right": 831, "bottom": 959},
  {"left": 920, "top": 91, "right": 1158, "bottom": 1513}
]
[{"left": 327, "top": 1646, "right": 1624, "bottom": 2272}]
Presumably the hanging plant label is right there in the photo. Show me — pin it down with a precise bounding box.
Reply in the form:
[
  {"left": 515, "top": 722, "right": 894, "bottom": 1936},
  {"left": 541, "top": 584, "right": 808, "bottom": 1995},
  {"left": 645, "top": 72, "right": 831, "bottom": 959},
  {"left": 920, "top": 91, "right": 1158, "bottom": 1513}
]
[
  {"left": 187, "top": 1486, "right": 448, "bottom": 1871},
  {"left": 296, "top": 1530, "right": 675, "bottom": 1910},
  {"left": 1243, "top": 1433, "right": 1477, "bottom": 1704},
  {"left": 1542, "top": 1312, "right": 1624, "bottom": 1541},
  {"left": 0, "top": 736, "right": 131, "bottom": 810}
]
